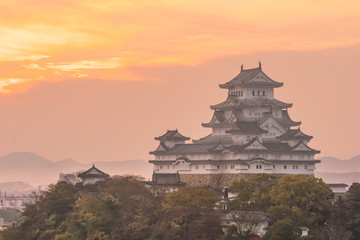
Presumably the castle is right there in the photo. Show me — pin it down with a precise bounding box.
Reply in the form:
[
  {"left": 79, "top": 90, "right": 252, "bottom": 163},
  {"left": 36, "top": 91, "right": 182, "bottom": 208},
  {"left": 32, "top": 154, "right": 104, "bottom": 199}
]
[{"left": 149, "top": 63, "right": 320, "bottom": 187}]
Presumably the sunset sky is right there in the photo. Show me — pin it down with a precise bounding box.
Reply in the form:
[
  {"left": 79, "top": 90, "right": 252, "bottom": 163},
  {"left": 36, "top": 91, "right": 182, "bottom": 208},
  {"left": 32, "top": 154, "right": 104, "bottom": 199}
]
[{"left": 0, "top": 0, "right": 360, "bottom": 162}]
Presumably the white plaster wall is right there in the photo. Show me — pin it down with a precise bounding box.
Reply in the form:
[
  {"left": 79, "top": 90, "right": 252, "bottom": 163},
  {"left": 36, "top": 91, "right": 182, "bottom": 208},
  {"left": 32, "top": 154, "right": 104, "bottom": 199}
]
[{"left": 245, "top": 88, "right": 274, "bottom": 99}]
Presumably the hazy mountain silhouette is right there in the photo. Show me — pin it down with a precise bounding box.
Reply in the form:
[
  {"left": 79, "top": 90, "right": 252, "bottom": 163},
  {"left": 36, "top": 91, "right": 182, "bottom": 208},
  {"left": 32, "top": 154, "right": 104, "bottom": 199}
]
[
  {"left": 317, "top": 155, "right": 360, "bottom": 173},
  {"left": 315, "top": 172, "right": 360, "bottom": 186},
  {"left": 0, "top": 152, "right": 153, "bottom": 186},
  {"left": 0, "top": 152, "right": 358, "bottom": 188},
  {"left": 0, "top": 181, "right": 35, "bottom": 194}
]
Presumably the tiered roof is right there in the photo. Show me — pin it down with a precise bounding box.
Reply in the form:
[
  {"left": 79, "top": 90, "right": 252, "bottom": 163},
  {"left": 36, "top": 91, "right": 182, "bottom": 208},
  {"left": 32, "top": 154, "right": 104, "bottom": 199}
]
[
  {"left": 151, "top": 138, "right": 319, "bottom": 155},
  {"left": 277, "top": 128, "right": 312, "bottom": 141},
  {"left": 155, "top": 129, "right": 190, "bottom": 141},
  {"left": 78, "top": 164, "right": 109, "bottom": 179},
  {"left": 226, "top": 121, "right": 268, "bottom": 134},
  {"left": 219, "top": 63, "right": 283, "bottom": 89}
]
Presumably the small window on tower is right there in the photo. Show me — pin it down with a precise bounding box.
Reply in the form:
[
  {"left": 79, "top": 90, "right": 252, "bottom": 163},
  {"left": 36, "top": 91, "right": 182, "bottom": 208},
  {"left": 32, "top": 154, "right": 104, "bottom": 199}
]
[
  {"left": 263, "top": 91, "right": 265, "bottom": 96},
  {"left": 252, "top": 90, "right": 255, "bottom": 96},
  {"left": 284, "top": 165, "right": 287, "bottom": 169},
  {"left": 258, "top": 90, "right": 260, "bottom": 95},
  {"left": 217, "top": 165, "right": 220, "bottom": 169}
]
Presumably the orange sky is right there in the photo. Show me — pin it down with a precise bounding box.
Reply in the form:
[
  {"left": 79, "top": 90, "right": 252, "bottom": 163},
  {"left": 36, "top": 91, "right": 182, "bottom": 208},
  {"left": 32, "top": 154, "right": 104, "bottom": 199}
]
[{"left": 0, "top": 1, "right": 360, "bottom": 162}]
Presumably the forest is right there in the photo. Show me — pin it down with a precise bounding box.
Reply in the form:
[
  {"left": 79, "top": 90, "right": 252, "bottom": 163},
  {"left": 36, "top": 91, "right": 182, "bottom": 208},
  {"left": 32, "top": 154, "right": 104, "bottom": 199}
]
[{"left": 1, "top": 174, "right": 360, "bottom": 240}]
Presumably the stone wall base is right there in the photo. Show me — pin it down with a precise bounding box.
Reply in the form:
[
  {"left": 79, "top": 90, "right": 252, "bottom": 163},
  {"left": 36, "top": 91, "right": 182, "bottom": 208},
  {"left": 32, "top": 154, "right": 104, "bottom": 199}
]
[
  {"left": 179, "top": 173, "right": 254, "bottom": 189},
  {"left": 179, "top": 173, "right": 314, "bottom": 189}
]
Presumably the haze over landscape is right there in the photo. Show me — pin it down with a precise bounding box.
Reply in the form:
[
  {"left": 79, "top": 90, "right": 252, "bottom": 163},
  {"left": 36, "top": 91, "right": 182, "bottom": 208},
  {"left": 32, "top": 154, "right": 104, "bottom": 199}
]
[{"left": 0, "top": 1, "right": 360, "bottom": 187}]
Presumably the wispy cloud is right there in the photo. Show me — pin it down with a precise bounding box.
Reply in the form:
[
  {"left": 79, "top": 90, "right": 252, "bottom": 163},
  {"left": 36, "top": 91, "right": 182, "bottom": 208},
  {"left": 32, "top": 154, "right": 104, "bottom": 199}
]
[
  {"left": 1, "top": 0, "right": 360, "bottom": 93},
  {"left": 0, "top": 78, "right": 27, "bottom": 93},
  {"left": 46, "top": 58, "right": 123, "bottom": 71},
  {"left": 5, "top": 55, "right": 50, "bottom": 61}
]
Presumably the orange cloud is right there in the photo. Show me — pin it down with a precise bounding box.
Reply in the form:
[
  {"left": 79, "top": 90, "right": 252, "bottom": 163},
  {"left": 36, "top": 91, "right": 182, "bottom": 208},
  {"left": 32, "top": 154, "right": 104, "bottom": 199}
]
[{"left": 1, "top": 0, "right": 360, "bottom": 93}]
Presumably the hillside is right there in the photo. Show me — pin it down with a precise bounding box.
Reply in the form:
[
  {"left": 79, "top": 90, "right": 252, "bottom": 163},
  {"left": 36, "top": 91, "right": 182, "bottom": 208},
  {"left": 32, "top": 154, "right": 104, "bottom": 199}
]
[{"left": 0, "top": 152, "right": 153, "bottom": 186}]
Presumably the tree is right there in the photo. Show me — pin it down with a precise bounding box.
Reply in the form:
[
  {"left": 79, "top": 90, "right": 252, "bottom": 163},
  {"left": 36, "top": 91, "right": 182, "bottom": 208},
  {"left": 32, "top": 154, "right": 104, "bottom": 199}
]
[
  {"left": 230, "top": 174, "right": 278, "bottom": 212},
  {"left": 152, "top": 187, "right": 223, "bottom": 240},
  {"left": 262, "top": 219, "right": 301, "bottom": 240},
  {"left": 67, "top": 176, "right": 161, "bottom": 240},
  {"left": 268, "top": 175, "right": 333, "bottom": 229}
]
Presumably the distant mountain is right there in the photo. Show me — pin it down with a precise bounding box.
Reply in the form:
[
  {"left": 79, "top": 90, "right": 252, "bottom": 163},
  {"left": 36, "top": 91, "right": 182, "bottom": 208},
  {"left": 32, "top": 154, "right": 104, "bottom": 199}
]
[
  {"left": 0, "top": 181, "right": 35, "bottom": 194},
  {"left": 315, "top": 172, "right": 360, "bottom": 186},
  {"left": 0, "top": 152, "right": 153, "bottom": 186},
  {"left": 316, "top": 155, "right": 360, "bottom": 173},
  {"left": 0, "top": 151, "right": 359, "bottom": 188}
]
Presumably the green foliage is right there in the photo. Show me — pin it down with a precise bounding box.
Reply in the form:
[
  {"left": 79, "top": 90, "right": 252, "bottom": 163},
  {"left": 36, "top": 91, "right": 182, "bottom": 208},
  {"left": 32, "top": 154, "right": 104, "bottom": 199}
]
[
  {"left": 2, "top": 175, "right": 360, "bottom": 240},
  {"left": 153, "top": 187, "right": 223, "bottom": 240},
  {"left": 230, "top": 174, "right": 278, "bottom": 211},
  {"left": 263, "top": 219, "right": 301, "bottom": 240},
  {"left": 0, "top": 177, "right": 223, "bottom": 240},
  {"left": 269, "top": 175, "right": 333, "bottom": 228}
]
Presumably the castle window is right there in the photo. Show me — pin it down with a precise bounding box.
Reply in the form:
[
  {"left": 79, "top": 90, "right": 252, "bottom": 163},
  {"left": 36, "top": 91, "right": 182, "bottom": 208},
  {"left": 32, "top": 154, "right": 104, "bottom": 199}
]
[
  {"left": 263, "top": 90, "right": 265, "bottom": 96},
  {"left": 203, "top": 165, "right": 205, "bottom": 169},
  {"left": 305, "top": 165, "right": 308, "bottom": 170},
  {"left": 256, "top": 165, "right": 262, "bottom": 169},
  {"left": 258, "top": 90, "right": 260, "bottom": 95},
  {"left": 196, "top": 165, "right": 199, "bottom": 169},
  {"left": 217, "top": 165, "right": 220, "bottom": 169},
  {"left": 284, "top": 165, "right": 287, "bottom": 169},
  {"left": 292, "top": 165, "right": 298, "bottom": 170},
  {"left": 231, "top": 165, "right": 234, "bottom": 169},
  {"left": 160, "top": 165, "right": 163, "bottom": 169},
  {"left": 273, "top": 165, "right": 275, "bottom": 169},
  {"left": 167, "top": 165, "right": 169, "bottom": 169},
  {"left": 248, "top": 165, "right": 250, "bottom": 169},
  {"left": 225, "top": 165, "right": 228, "bottom": 169},
  {"left": 252, "top": 90, "right": 255, "bottom": 96}
]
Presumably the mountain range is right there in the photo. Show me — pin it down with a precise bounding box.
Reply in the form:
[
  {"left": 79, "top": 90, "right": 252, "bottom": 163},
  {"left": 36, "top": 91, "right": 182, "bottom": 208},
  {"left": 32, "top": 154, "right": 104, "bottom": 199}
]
[
  {"left": 0, "top": 152, "right": 153, "bottom": 187},
  {"left": 0, "top": 152, "right": 359, "bottom": 192}
]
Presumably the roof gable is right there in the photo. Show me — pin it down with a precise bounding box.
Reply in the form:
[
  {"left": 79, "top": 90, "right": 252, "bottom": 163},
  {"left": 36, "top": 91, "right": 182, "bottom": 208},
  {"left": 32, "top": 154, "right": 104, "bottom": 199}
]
[
  {"left": 260, "top": 114, "right": 286, "bottom": 134},
  {"left": 208, "top": 141, "right": 227, "bottom": 152},
  {"left": 155, "top": 129, "right": 190, "bottom": 141},
  {"left": 219, "top": 64, "right": 283, "bottom": 89},
  {"left": 227, "top": 121, "right": 268, "bottom": 135},
  {"left": 78, "top": 164, "right": 109, "bottom": 178},
  {"left": 243, "top": 138, "right": 268, "bottom": 150},
  {"left": 292, "top": 141, "right": 319, "bottom": 153}
]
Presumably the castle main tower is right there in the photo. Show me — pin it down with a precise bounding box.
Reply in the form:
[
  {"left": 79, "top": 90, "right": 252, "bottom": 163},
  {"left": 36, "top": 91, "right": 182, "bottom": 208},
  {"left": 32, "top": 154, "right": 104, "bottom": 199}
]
[{"left": 149, "top": 63, "right": 320, "bottom": 187}]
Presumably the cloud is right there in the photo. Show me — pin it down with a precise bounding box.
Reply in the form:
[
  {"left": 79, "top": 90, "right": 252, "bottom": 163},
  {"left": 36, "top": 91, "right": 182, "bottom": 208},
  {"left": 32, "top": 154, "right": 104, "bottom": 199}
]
[
  {"left": 0, "top": 78, "right": 27, "bottom": 93},
  {"left": 45, "top": 58, "right": 123, "bottom": 71},
  {"left": 5, "top": 55, "right": 50, "bottom": 61},
  {"left": 1, "top": 0, "right": 360, "bottom": 94}
]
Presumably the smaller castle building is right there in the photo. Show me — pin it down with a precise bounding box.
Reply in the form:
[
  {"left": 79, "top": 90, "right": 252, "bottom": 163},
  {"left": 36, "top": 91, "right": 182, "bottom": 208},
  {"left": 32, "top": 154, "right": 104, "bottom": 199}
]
[{"left": 77, "top": 164, "right": 109, "bottom": 185}]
